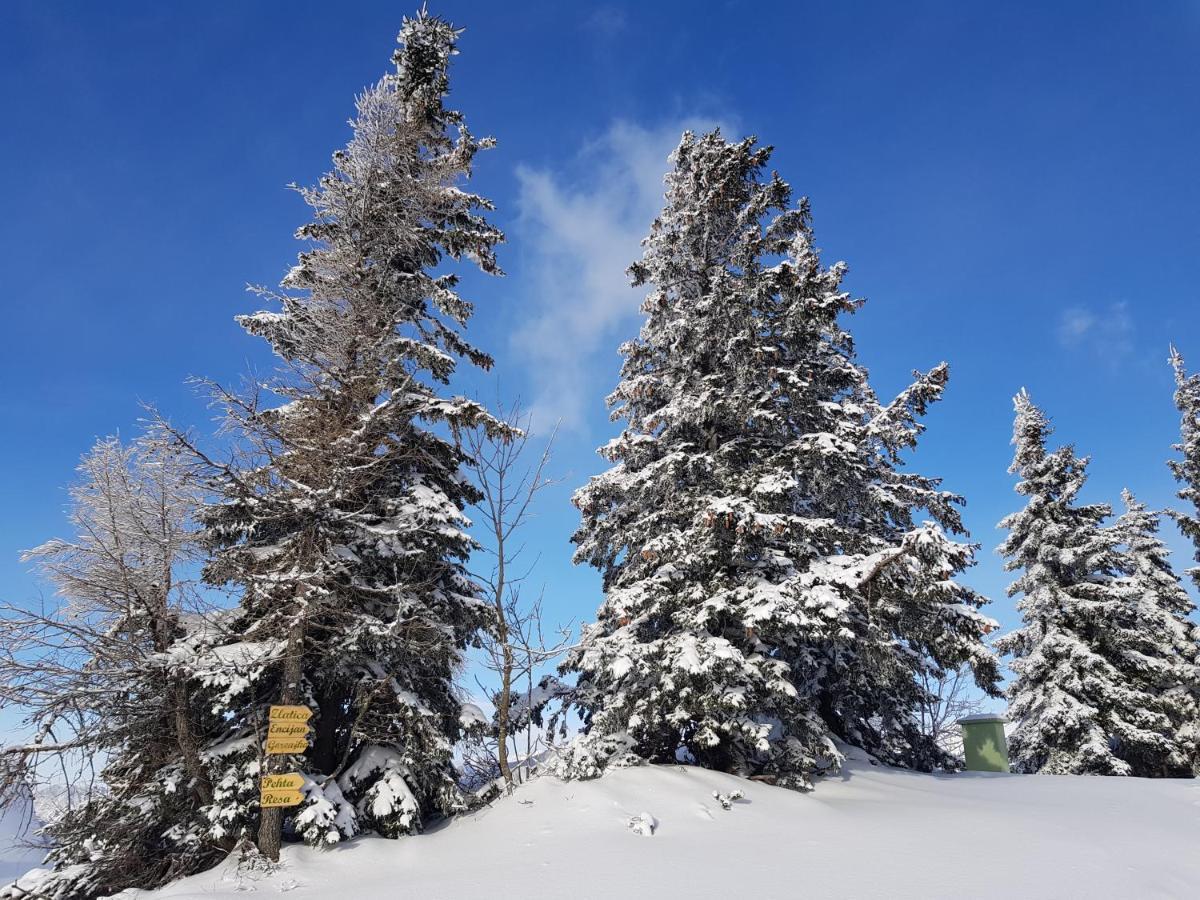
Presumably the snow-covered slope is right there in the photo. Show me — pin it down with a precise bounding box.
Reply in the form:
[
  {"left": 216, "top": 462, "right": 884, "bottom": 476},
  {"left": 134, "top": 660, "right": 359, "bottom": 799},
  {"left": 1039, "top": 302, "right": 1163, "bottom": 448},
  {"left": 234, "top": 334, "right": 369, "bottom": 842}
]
[
  {"left": 0, "top": 792, "right": 44, "bottom": 886},
  {"left": 56, "top": 748, "right": 1200, "bottom": 899}
]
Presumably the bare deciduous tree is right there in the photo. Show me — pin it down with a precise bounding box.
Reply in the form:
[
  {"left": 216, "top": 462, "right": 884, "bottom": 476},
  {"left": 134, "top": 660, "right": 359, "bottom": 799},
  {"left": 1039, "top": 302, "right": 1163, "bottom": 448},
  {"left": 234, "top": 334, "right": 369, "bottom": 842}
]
[
  {"left": 916, "top": 664, "right": 987, "bottom": 758},
  {"left": 464, "top": 405, "right": 572, "bottom": 793}
]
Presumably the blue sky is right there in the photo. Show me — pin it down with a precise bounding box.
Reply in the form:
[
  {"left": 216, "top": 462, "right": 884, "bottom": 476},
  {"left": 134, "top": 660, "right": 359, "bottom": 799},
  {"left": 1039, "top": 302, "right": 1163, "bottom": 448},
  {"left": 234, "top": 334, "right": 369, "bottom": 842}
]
[{"left": 2, "top": 1, "right": 1199, "bottom": 685}]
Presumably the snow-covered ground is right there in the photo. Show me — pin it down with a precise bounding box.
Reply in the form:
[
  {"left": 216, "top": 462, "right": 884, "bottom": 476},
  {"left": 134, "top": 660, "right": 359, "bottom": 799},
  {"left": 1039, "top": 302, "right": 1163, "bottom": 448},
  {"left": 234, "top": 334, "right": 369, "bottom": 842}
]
[{"left": 9, "top": 748, "right": 1198, "bottom": 900}]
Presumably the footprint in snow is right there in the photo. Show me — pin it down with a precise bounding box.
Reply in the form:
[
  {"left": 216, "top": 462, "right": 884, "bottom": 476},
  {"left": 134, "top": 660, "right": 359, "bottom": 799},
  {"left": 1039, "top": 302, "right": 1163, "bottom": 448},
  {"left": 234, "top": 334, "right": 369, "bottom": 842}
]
[{"left": 627, "top": 812, "right": 658, "bottom": 836}]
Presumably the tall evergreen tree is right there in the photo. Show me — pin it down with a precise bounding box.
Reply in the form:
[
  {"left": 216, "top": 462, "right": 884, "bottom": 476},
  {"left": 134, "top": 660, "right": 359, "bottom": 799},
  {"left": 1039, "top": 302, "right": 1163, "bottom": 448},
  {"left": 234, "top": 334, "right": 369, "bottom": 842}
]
[
  {"left": 1168, "top": 346, "right": 1200, "bottom": 591},
  {"left": 179, "top": 9, "right": 505, "bottom": 854},
  {"left": 1110, "top": 492, "right": 1200, "bottom": 776},
  {"left": 996, "top": 392, "right": 1173, "bottom": 775},
  {"left": 555, "top": 130, "right": 998, "bottom": 788}
]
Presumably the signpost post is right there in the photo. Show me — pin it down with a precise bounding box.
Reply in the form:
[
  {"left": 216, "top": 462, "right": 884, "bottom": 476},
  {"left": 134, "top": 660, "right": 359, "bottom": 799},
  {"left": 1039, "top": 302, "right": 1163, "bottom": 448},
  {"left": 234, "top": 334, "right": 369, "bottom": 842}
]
[{"left": 258, "top": 703, "right": 313, "bottom": 859}]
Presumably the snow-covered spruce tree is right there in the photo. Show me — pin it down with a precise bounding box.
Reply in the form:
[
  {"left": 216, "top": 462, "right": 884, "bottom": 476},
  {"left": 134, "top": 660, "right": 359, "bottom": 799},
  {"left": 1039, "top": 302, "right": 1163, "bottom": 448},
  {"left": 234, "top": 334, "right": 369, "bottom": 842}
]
[
  {"left": 178, "top": 10, "right": 505, "bottom": 856},
  {"left": 0, "top": 432, "right": 221, "bottom": 900},
  {"left": 996, "top": 391, "right": 1176, "bottom": 775},
  {"left": 555, "top": 130, "right": 999, "bottom": 788},
  {"left": 1109, "top": 491, "right": 1200, "bottom": 776},
  {"left": 1168, "top": 345, "right": 1200, "bottom": 591}
]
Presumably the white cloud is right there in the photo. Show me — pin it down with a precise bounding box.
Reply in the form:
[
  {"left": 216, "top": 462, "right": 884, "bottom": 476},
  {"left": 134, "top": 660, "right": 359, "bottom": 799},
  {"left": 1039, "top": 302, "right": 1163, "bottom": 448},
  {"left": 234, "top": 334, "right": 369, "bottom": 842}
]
[
  {"left": 1058, "top": 307, "right": 1096, "bottom": 344},
  {"left": 512, "top": 117, "right": 727, "bottom": 432},
  {"left": 1057, "top": 301, "right": 1134, "bottom": 360}
]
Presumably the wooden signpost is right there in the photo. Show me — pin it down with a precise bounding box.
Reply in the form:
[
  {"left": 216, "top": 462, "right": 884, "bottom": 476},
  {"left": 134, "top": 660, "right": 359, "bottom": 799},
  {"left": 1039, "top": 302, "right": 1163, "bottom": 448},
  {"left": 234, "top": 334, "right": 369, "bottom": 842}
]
[
  {"left": 259, "top": 704, "right": 313, "bottom": 810},
  {"left": 269, "top": 705, "right": 313, "bottom": 724},
  {"left": 260, "top": 773, "right": 305, "bottom": 808},
  {"left": 265, "top": 704, "right": 312, "bottom": 756},
  {"left": 258, "top": 621, "right": 307, "bottom": 863},
  {"left": 265, "top": 736, "right": 309, "bottom": 755}
]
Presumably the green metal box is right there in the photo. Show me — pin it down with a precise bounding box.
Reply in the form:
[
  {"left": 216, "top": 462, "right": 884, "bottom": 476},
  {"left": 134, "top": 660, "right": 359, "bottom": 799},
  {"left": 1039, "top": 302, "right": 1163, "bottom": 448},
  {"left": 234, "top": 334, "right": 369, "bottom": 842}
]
[{"left": 958, "top": 714, "right": 1010, "bottom": 773}]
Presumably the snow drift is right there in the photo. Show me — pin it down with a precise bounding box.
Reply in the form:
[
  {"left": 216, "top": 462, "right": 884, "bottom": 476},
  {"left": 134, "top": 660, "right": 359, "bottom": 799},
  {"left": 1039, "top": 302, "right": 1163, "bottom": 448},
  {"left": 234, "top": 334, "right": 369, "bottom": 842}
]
[{"left": 36, "top": 747, "right": 1192, "bottom": 900}]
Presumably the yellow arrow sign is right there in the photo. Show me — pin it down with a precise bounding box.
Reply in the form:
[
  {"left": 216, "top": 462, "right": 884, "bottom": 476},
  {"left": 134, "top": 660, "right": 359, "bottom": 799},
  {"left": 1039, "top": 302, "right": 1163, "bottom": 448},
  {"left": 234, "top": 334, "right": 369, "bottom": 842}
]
[
  {"left": 267, "top": 721, "right": 309, "bottom": 738},
  {"left": 261, "top": 773, "right": 305, "bottom": 791},
  {"left": 269, "top": 705, "right": 313, "bottom": 723},
  {"left": 265, "top": 736, "right": 309, "bottom": 755},
  {"left": 260, "top": 788, "right": 305, "bottom": 808}
]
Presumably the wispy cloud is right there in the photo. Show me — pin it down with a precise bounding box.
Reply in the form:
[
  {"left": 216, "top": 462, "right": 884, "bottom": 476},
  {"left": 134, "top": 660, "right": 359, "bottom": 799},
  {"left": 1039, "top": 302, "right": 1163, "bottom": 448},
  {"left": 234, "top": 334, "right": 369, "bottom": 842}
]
[
  {"left": 584, "top": 5, "right": 627, "bottom": 38},
  {"left": 1057, "top": 301, "right": 1134, "bottom": 361},
  {"left": 512, "top": 117, "right": 728, "bottom": 432}
]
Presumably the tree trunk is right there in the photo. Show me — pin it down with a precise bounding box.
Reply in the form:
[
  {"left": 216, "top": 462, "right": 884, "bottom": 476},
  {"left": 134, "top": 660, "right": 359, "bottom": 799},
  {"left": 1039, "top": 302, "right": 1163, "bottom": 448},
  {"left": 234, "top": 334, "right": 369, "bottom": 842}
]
[
  {"left": 493, "top": 511, "right": 514, "bottom": 791},
  {"left": 819, "top": 689, "right": 841, "bottom": 738},
  {"left": 496, "top": 637, "right": 513, "bottom": 789},
  {"left": 258, "top": 616, "right": 305, "bottom": 862},
  {"left": 172, "top": 676, "right": 213, "bottom": 806},
  {"left": 310, "top": 680, "right": 352, "bottom": 775}
]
